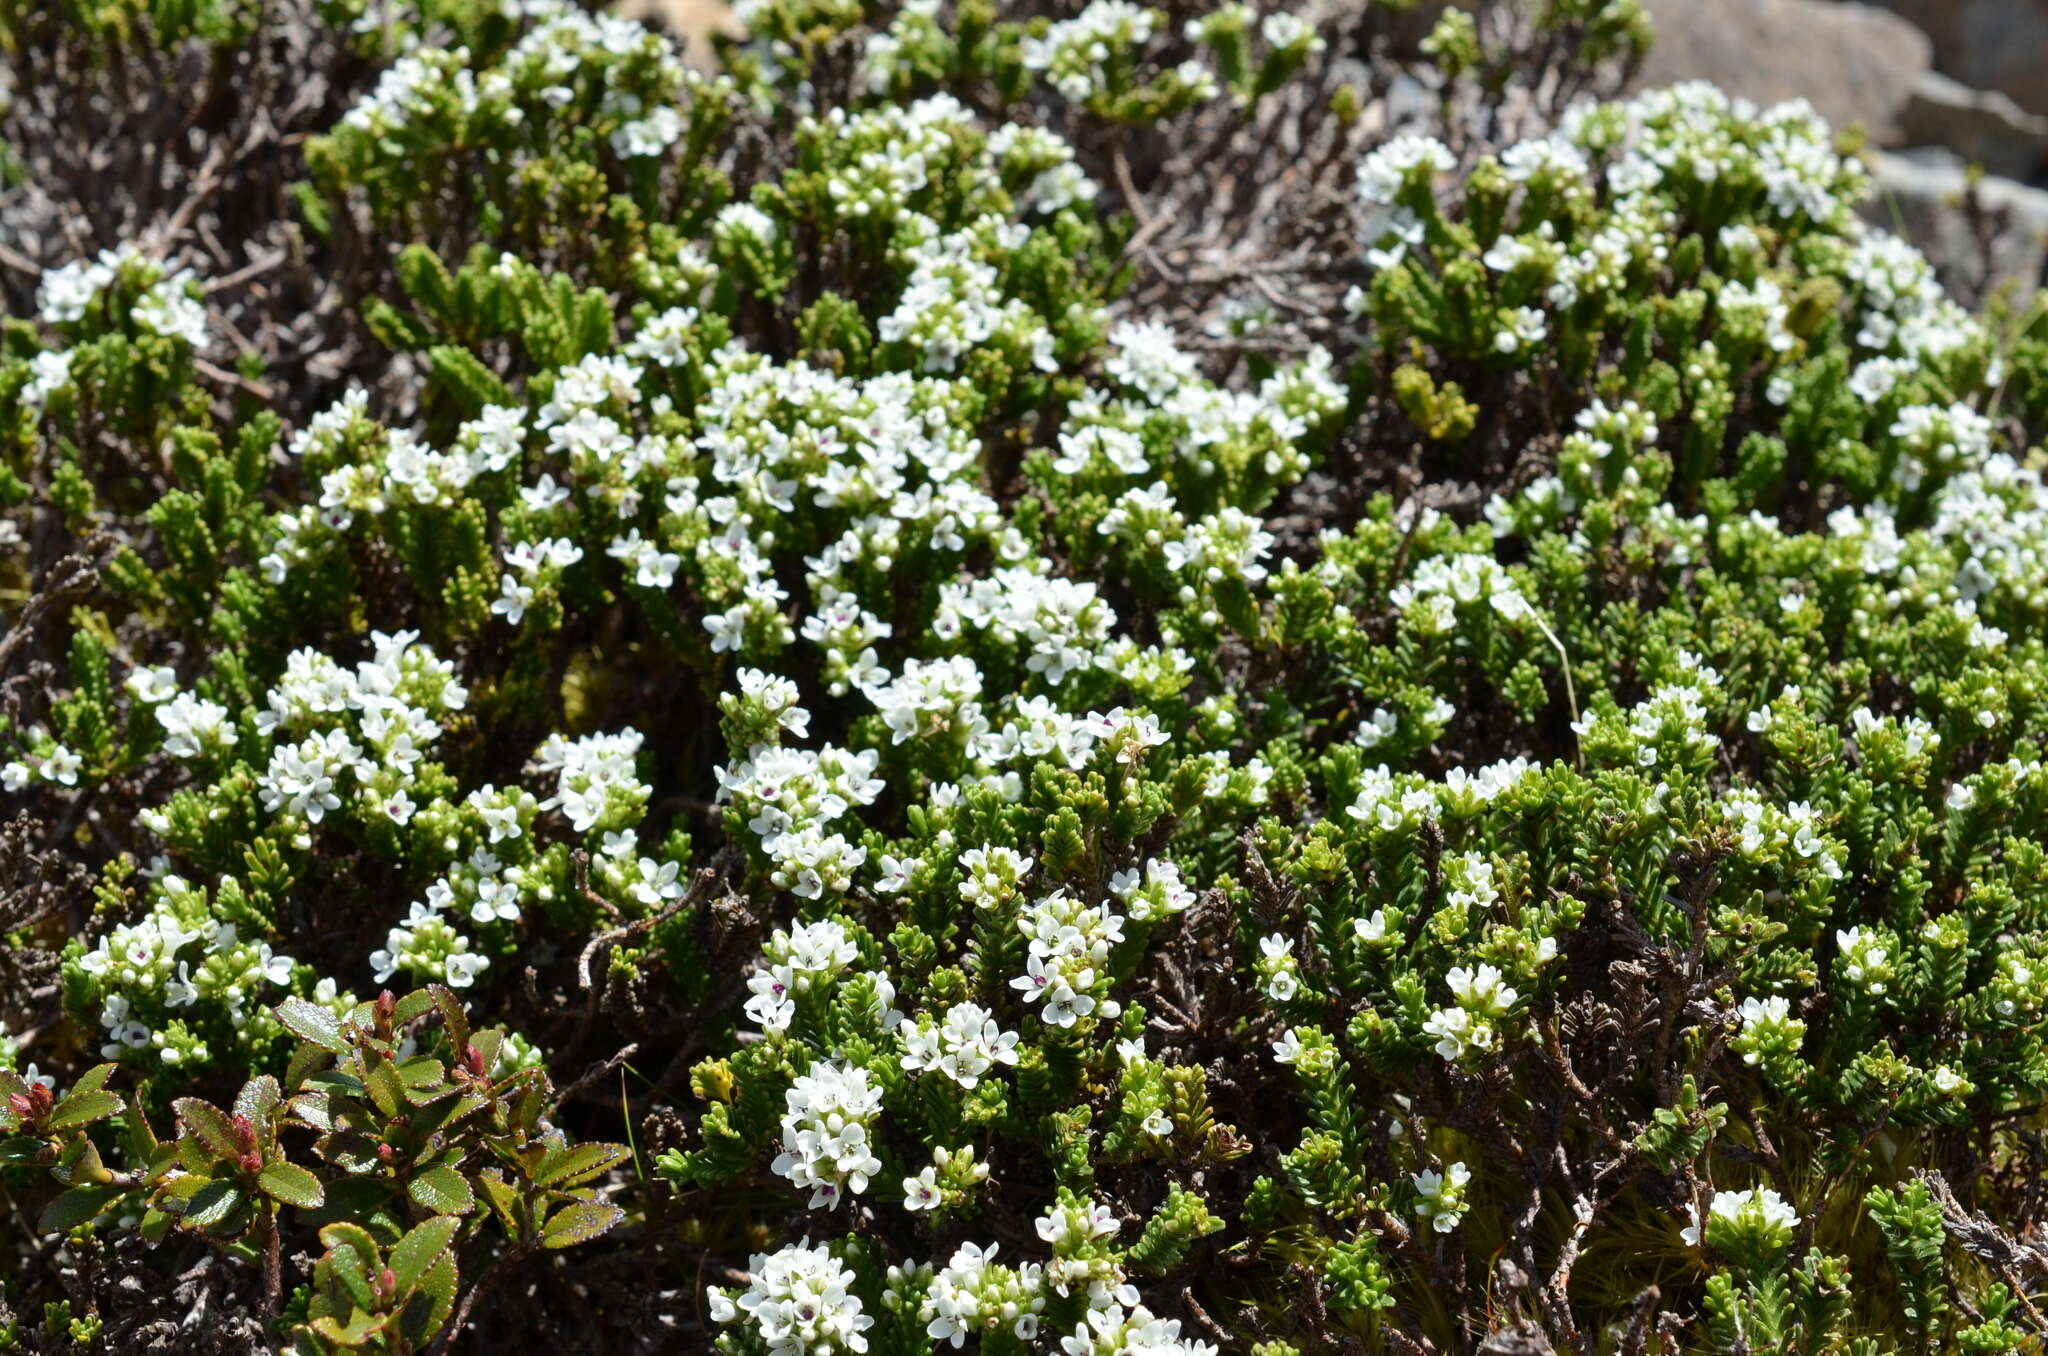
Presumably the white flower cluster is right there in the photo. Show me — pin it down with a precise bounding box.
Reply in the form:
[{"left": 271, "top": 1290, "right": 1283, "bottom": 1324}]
[
  {"left": 1011, "top": 890, "right": 1127, "bottom": 1027},
  {"left": 78, "top": 880, "right": 299, "bottom": 1068},
  {"left": 923, "top": 1241, "right": 1046, "bottom": 1348},
  {"left": 1680, "top": 1186, "right": 1797, "bottom": 1251},
  {"left": 1422, "top": 963, "right": 1520, "bottom": 1063},
  {"left": 1390, "top": 551, "right": 1534, "bottom": 631},
  {"left": 1020, "top": 0, "right": 1216, "bottom": 109},
  {"left": 1059, "top": 1300, "right": 1219, "bottom": 1356},
  {"left": 708, "top": 1238, "right": 875, "bottom": 1356},
  {"left": 1833, "top": 926, "right": 1897, "bottom": 997},
  {"left": 959, "top": 845, "right": 1034, "bottom": 910},
  {"left": 226, "top": 633, "right": 463, "bottom": 835},
  {"left": 1, "top": 732, "right": 83, "bottom": 790},
  {"left": 368, "top": 901, "right": 492, "bottom": 990},
  {"left": 772, "top": 1060, "right": 886, "bottom": 1209},
  {"left": 1412, "top": 1160, "right": 1471, "bottom": 1233},
  {"left": 745, "top": 919, "right": 859, "bottom": 1032},
  {"left": 936, "top": 568, "right": 1117, "bottom": 684},
  {"left": 901, "top": 1001, "right": 1021, "bottom": 1090},
  {"left": 1733, "top": 994, "right": 1807, "bottom": 1069},
  {"left": 1720, "top": 790, "right": 1846, "bottom": 882},
  {"left": 38, "top": 244, "right": 209, "bottom": 347},
  {"left": 715, "top": 742, "right": 883, "bottom": 897},
  {"left": 879, "top": 218, "right": 1057, "bottom": 375},
  {"left": 340, "top": 1, "right": 691, "bottom": 166},
  {"left": 1107, "top": 857, "right": 1194, "bottom": 924},
  {"left": 867, "top": 655, "right": 987, "bottom": 750},
  {"left": 532, "top": 727, "right": 652, "bottom": 835},
  {"left": 1255, "top": 933, "right": 1301, "bottom": 1002},
  {"left": 1346, "top": 764, "right": 1442, "bottom": 835}
]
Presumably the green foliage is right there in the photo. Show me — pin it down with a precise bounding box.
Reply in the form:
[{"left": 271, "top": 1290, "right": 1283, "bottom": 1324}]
[{"left": 5, "top": 0, "right": 2048, "bottom": 1349}]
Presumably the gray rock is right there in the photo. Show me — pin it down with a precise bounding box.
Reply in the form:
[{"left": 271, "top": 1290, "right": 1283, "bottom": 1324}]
[
  {"left": 1862, "top": 146, "right": 2048, "bottom": 303},
  {"left": 1634, "top": 0, "right": 1931, "bottom": 143},
  {"left": 1899, "top": 71, "right": 2048, "bottom": 180},
  {"left": 1863, "top": 1, "right": 2048, "bottom": 120}
]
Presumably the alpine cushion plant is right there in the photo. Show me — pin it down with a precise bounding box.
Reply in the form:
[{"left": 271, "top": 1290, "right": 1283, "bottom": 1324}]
[{"left": 7, "top": 0, "right": 2048, "bottom": 1352}]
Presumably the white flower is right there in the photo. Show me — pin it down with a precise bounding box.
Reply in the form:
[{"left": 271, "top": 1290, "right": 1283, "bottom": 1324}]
[
  {"left": 1681, "top": 1186, "right": 1797, "bottom": 1250},
  {"left": 899, "top": 1002, "right": 1021, "bottom": 1089},
  {"left": 443, "top": 951, "right": 490, "bottom": 987},
  {"left": 770, "top": 1062, "right": 885, "bottom": 1208},
  {"left": 708, "top": 1238, "right": 875, "bottom": 1356},
  {"left": 125, "top": 665, "right": 178, "bottom": 703},
  {"left": 41, "top": 746, "right": 82, "bottom": 786},
  {"left": 903, "top": 1165, "right": 942, "bottom": 1212},
  {"left": 1412, "top": 1161, "right": 1471, "bottom": 1232}
]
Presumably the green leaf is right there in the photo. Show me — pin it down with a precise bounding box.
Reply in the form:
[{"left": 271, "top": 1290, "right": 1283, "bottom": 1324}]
[
  {"left": 395, "top": 1056, "right": 450, "bottom": 1104},
  {"left": 285, "top": 1039, "right": 330, "bottom": 1092},
  {"left": 468, "top": 1029, "right": 504, "bottom": 1074},
  {"left": 68, "top": 1064, "right": 117, "bottom": 1098},
  {"left": 396, "top": 244, "right": 456, "bottom": 320},
  {"left": 318, "top": 1221, "right": 382, "bottom": 1270},
  {"left": 532, "top": 1141, "right": 630, "bottom": 1190},
  {"left": 184, "top": 1179, "right": 249, "bottom": 1234},
  {"left": 259, "top": 1159, "right": 326, "bottom": 1210},
  {"left": 428, "top": 984, "right": 470, "bottom": 1054},
  {"left": 0, "top": 1138, "right": 44, "bottom": 1165},
  {"left": 289, "top": 1089, "right": 335, "bottom": 1133},
  {"left": 174, "top": 1097, "right": 240, "bottom": 1161},
  {"left": 53, "top": 1134, "right": 108, "bottom": 1186},
  {"left": 310, "top": 1312, "right": 385, "bottom": 1348},
  {"left": 389, "top": 1214, "right": 461, "bottom": 1294},
  {"left": 276, "top": 999, "right": 348, "bottom": 1054},
  {"left": 308, "top": 1177, "right": 404, "bottom": 1237},
  {"left": 475, "top": 1168, "right": 521, "bottom": 1236},
  {"left": 361, "top": 1056, "right": 405, "bottom": 1120},
  {"left": 407, "top": 1163, "right": 475, "bottom": 1215},
  {"left": 391, "top": 989, "right": 439, "bottom": 1026},
  {"left": 415, "top": 1252, "right": 459, "bottom": 1334},
  {"left": 235, "top": 1075, "right": 282, "bottom": 1126},
  {"left": 45, "top": 1088, "right": 122, "bottom": 1131},
  {"left": 125, "top": 1088, "right": 159, "bottom": 1160},
  {"left": 540, "top": 1197, "right": 624, "bottom": 1250},
  {"left": 39, "top": 1183, "right": 125, "bottom": 1232}
]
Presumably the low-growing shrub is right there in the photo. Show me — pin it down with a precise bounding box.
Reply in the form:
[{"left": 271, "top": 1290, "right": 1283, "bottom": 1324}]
[{"left": 5, "top": 0, "right": 2048, "bottom": 1351}]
